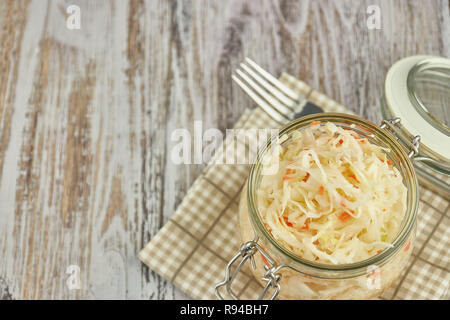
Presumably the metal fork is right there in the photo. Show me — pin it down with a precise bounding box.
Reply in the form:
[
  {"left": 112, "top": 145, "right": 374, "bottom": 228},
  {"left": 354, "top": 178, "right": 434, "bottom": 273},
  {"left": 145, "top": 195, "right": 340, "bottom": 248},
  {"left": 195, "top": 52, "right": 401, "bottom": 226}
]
[{"left": 232, "top": 58, "right": 323, "bottom": 124}]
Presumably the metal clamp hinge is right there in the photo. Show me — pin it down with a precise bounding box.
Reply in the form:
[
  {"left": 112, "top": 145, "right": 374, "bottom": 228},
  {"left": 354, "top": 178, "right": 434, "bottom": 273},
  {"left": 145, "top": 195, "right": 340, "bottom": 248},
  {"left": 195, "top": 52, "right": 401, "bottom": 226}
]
[
  {"left": 380, "top": 118, "right": 421, "bottom": 158},
  {"left": 215, "top": 240, "right": 282, "bottom": 300}
]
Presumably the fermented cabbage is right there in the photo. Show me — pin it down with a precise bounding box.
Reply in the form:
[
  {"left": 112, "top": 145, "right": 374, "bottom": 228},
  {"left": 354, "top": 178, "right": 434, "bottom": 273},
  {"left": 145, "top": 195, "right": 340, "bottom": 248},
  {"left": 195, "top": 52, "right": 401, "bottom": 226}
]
[{"left": 257, "top": 121, "right": 407, "bottom": 264}]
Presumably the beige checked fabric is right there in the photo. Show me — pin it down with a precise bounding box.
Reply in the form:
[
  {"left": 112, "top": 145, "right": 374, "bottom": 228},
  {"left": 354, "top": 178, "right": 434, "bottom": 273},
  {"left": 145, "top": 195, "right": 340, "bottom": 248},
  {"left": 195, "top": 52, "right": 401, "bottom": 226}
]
[{"left": 139, "top": 73, "right": 450, "bottom": 300}]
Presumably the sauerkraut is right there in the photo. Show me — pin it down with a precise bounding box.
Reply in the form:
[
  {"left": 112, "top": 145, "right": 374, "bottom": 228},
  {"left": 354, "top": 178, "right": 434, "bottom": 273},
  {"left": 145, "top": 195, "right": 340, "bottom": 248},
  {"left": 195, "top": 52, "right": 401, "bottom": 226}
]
[{"left": 256, "top": 121, "right": 407, "bottom": 264}]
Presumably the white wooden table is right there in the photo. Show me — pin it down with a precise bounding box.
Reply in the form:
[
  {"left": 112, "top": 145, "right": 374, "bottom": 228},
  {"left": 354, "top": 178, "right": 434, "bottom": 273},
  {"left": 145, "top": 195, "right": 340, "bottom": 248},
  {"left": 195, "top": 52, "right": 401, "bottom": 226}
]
[{"left": 0, "top": 0, "right": 449, "bottom": 299}]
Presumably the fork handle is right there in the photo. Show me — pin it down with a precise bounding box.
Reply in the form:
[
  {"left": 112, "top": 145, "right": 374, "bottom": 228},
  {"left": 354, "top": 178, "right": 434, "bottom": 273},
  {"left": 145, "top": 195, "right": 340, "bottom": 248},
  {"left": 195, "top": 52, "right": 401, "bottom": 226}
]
[{"left": 294, "top": 102, "right": 324, "bottom": 119}]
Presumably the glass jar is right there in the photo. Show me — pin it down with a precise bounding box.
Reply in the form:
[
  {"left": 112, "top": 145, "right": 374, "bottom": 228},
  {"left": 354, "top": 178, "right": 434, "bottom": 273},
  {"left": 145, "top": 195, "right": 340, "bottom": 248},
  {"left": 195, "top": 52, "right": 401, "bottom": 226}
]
[
  {"left": 216, "top": 113, "right": 419, "bottom": 300},
  {"left": 382, "top": 55, "right": 450, "bottom": 198}
]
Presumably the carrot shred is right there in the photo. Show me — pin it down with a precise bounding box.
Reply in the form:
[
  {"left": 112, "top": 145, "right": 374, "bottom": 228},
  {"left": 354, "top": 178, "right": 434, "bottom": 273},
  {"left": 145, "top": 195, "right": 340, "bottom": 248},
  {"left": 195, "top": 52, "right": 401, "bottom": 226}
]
[
  {"left": 310, "top": 121, "right": 320, "bottom": 126},
  {"left": 259, "top": 245, "right": 271, "bottom": 266},
  {"left": 302, "top": 172, "right": 310, "bottom": 182},
  {"left": 339, "top": 211, "right": 351, "bottom": 222},
  {"left": 338, "top": 139, "right": 344, "bottom": 145},
  {"left": 377, "top": 250, "right": 382, "bottom": 254},
  {"left": 318, "top": 186, "right": 325, "bottom": 195},
  {"left": 260, "top": 253, "right": 270, "bottom": 266},
  {"left": 283, "top": 216, "right": 294, "bottom": 227},
  {"left": 349, "top": 174, "right": 359, "bottom": 183},
  {"left": 283, "top": 168, "right": 296, "bottom": 181},
  {"left": 387, "top": 160, "right": 392, "bottom": 166},
  {"left": 404, "top": 241, "right": 410, "bottom": 252},
  {"left": 301, "top": 219, "right": 309, "bottom": 230}
]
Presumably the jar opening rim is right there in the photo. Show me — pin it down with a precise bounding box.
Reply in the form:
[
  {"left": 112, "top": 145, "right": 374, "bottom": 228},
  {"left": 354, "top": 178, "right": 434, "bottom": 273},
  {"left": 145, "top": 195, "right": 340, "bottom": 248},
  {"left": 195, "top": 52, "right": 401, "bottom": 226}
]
[{"left": 247, "top": 113, "right": 419, "bottom": 276}]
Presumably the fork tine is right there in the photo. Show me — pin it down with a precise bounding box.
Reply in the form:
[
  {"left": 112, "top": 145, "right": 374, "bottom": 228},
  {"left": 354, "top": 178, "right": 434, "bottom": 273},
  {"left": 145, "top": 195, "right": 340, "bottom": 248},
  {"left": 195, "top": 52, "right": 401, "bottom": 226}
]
[
  {"left": 239, "top": 63, "right": 297, "bottom": 110},
  {"left": 245, "top": 57, "right": 300, "bottom": 101},
  {"left": 235, "top": 69, "right": 294, "bottom": 119},
  {"left": 232, "top": 75, "right": 289, "bottom": 125}
]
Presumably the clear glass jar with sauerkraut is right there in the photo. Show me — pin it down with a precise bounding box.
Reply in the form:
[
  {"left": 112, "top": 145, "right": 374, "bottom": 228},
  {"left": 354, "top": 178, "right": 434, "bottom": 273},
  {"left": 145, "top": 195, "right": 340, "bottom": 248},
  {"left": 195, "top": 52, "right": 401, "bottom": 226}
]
[{"left": 226, "top": 114, "right": 418, "bottom": 300}]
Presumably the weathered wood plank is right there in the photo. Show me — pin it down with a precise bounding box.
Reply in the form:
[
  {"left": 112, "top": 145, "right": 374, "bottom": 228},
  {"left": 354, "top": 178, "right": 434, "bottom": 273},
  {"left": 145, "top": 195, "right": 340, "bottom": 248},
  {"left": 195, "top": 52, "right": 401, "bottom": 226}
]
[{"left": 0, "top": 0, "right": 448, "bottom": 299}]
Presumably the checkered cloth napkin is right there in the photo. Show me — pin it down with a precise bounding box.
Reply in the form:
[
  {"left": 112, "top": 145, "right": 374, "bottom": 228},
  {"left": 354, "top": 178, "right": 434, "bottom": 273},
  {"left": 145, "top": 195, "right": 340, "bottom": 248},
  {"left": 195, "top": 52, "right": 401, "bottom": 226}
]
[{"left": 139, "top": 74, "right": 450, "bottom": 300}]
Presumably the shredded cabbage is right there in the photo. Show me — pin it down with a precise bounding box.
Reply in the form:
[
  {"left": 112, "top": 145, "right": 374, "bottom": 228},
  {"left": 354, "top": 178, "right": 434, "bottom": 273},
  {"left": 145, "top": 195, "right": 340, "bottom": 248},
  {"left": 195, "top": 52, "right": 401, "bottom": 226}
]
[{"left": 257, "top": 121, "right": 407, "bottom": 264}]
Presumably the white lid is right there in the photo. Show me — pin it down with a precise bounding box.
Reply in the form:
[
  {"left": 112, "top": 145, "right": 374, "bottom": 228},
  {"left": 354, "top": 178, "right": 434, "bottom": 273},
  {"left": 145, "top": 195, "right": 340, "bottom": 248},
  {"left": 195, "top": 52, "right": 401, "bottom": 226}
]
[{"left": 385, "top": 55, "right": 450, "bottom": 165}]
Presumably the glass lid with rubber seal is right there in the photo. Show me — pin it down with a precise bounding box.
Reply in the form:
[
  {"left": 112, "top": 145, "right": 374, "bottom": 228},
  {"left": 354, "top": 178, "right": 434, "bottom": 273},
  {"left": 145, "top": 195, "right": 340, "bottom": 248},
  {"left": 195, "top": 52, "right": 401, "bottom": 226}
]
[
  {"left": 408, "top": 58, "right": 450, "bottom": 134},
  {"left": 383, "top": 55, "right": 450, "bottom": 197}
]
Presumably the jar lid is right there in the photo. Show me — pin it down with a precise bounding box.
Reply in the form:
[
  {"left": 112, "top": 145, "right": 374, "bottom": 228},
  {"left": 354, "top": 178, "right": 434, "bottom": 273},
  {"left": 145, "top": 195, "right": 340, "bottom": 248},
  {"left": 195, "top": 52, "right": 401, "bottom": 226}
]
[{"left": 385, "top": 55, "right": 450, "bottom": 174}]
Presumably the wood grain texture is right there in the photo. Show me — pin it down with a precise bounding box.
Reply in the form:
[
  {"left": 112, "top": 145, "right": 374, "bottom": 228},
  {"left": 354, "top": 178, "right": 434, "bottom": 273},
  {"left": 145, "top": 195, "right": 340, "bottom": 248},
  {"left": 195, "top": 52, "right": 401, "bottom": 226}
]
[{"left": 0, "top": 0, "right": 449, "bottom": 299}]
